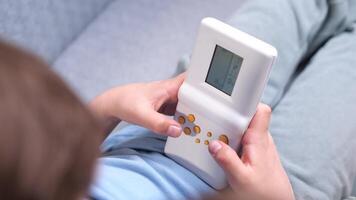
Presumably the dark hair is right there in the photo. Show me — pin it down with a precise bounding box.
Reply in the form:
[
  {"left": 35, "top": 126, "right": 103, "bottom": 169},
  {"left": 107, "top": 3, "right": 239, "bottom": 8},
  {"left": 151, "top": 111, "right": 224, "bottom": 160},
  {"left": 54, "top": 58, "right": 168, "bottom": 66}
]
[{"left": 0, "top": 40, "right": 103, "bottom": 200}]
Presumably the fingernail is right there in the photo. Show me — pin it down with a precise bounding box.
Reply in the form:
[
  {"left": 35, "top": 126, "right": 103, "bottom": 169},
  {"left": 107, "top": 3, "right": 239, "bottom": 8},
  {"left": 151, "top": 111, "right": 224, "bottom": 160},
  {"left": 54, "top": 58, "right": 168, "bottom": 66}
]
[
  {"left": 167, "top": 125, "right": 182, "bottom": 137},
  {"left": 209, "top": 140, "right": 222, "bottom": 156}
]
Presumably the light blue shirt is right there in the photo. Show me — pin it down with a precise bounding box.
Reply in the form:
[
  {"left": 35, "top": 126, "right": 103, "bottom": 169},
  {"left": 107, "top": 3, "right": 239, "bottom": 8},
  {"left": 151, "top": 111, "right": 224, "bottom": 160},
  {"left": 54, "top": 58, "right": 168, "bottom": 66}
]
[{"left": 90, "top": 125, "right": 215, "bottom": 200}]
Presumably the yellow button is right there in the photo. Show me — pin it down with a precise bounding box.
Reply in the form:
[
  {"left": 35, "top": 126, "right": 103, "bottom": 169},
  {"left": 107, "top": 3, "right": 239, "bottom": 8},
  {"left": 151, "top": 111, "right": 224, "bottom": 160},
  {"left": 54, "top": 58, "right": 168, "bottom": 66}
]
[
  {"left": 183, "top": 127, "right": 191, "bottom": 135},
  {"left": 218, "top": 134, "right": 229, "bottom": 145},
  {"left": 195, "top": 138, "right": 200, "bottom": 144},
  {"left": 207, "top": 132, "right": 212, "bottom": 137},
  {"left": 187, "top": 114, "right": 195, "bottom": 123},
  {"left": 178, "top": 116, "right": 185, "bottom": 124},
  {"left": 204, "top": 140, "right": 209, "bottom": 145},
  {"left": 193, "top": 125, "right": 201, "bottom": 134}
]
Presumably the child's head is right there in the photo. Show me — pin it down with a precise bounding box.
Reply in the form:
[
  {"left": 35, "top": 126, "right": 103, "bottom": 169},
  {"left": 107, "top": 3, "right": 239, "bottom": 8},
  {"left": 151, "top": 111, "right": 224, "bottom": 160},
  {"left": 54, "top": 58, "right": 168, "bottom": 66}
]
[{"left": 0, "top": 40, "right": 102, "bottom": 200}]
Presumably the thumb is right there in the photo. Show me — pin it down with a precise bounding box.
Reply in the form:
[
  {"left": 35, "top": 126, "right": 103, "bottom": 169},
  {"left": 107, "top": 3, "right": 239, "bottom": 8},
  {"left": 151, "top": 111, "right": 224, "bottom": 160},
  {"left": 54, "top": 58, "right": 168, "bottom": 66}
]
[
  {"left": 209, "top": 140, "right": 246, "bottom": 179},
  {"left": 139, "top": 108, "right": 182, "bottom": 137},
  {"left": 164, "top": 72, "right": 186, "bottom": 102}
]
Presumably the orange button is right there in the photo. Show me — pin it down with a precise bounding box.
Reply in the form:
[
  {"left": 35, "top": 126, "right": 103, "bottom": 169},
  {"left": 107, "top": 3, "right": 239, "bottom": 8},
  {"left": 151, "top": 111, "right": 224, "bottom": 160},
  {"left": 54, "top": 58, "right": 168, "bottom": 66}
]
[
  {"left": 218, "top": 134, "right": 229, "bottom": 145},
  {"left": 207, "top": 132, "right": 212, "bottom": 137},
  {"left": 183, "top": 127, "right": 191, "bottom": 135},
  {"left": 195, "top": 138, "right": 200, "bottom": 144},
  {"left": 193, "top": 125, "right": 201, "bottom": 134},
  {"left": 204, "top": 140, "right": 209, "bottom": 145},
  {"left": 178, "top": 116, "right": 185, "bottom": 124},
  {"left": 187, "top": 114, "right": 195, "bottom": 123}
]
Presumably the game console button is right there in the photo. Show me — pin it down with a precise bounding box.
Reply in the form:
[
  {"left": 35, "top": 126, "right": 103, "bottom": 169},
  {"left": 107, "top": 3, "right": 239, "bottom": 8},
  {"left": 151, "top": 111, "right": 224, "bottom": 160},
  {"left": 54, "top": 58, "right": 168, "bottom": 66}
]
[
  {"left": 178, "top": 116, "right": 185, "bottom": 124},
  {"left": 218, "top": 135, "right": 229, "bottom": 145},
  {"left": 183, "top": 127, "right": 192, "bottom": 135},
  {"left": 193, "top": 125, "right": 201, "bottom": 134},
  {"left": 187, "top": 114, "right": 195, "bottom": 123}
]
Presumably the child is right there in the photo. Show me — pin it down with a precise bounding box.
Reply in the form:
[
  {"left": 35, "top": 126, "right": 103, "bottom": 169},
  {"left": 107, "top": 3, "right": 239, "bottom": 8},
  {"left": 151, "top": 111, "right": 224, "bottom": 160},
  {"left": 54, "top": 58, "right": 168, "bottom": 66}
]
[
  {"left": 0, "top": 40, "right": 293, "bottom": 199},
  {"left": 0, "top": 41, "right": 102, "bottom": 199}
]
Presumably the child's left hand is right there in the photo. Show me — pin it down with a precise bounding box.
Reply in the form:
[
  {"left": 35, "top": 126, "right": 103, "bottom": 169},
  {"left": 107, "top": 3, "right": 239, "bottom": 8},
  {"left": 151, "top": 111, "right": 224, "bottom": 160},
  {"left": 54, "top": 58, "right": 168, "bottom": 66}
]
[
  {"left": 208, "top": 104, "right": 295, "bottom": 200},
  {"left": 90, "top": 73, "right": 185, "bottom": 137}
]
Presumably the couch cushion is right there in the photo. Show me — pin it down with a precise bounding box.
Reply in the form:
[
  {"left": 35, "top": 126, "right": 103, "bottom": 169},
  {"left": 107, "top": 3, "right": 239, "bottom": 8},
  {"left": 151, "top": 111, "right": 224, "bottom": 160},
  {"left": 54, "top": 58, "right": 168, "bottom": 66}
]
[
  {"left": 0, "top": 0, "right": 112, "bottom": 62},
  {"left": 53, "top": 0, "right": 243, "bottom": 100}
]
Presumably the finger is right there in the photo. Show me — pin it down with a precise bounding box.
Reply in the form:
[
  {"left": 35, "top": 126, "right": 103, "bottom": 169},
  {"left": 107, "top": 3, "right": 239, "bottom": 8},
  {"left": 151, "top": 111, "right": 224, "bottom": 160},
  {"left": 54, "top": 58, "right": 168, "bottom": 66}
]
[
  {"left": 248, "top": 103, "right": 272, "bottom": 132},
  {"left": 173, "top": 72, "right": 186, "bottom": 83},
  {"left": 139, "top": 108, "right": 182, "bottom": 137},
  {"left": 164, "top": 72, "right": 186, "bottom": 102},
  {"left": 154, "top": 73, "right": 185, "bottom": 116},
  {"left": 209, "top": 140, "right": 246, "bottom": 178}
]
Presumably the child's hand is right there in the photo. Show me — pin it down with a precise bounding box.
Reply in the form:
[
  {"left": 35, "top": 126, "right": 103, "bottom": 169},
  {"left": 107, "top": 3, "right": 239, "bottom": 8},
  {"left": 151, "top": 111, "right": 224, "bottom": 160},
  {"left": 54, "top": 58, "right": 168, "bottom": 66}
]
[
  {"left": 90, "top": 73, "right": 185, "bottom": 137},
  {"left": 208, "top": 104, "right": 295, "bottom": 200}
]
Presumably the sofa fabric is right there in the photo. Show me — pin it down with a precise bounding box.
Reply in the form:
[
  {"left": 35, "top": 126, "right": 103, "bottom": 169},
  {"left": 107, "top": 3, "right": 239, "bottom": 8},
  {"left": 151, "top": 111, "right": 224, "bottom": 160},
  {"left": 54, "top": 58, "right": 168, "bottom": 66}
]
[
  {"left": 0, "top": 0, "right": 111, "bottom": 63},
  {"left": 53, "top": 0, "right": 242, "bottom": 100}
]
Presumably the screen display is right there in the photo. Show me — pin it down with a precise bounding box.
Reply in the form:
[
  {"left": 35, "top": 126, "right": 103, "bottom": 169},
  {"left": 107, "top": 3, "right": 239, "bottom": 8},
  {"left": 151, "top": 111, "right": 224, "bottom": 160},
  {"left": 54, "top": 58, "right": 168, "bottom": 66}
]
[{"left": 205, "top": 45, "right": 243, "bottom": 95}]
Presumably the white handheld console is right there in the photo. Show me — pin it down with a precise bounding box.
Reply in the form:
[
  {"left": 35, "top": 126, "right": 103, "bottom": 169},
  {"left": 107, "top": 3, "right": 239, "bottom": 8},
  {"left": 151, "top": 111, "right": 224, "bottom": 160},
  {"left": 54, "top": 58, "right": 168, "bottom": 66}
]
[{"left": 164, "top": 18, "right": 277, "bottom": 189}]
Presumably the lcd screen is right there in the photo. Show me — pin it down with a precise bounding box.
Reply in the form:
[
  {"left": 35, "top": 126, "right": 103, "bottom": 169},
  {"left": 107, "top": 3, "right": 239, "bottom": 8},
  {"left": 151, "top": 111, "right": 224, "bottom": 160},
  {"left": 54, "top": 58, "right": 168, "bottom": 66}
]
[{"left": 205, "top": 45, "right": 243, "bottom": 95}]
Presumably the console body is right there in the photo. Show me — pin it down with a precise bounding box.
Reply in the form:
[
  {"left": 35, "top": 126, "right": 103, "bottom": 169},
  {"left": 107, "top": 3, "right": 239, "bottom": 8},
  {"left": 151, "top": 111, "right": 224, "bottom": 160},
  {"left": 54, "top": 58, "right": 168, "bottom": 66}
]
[{"left": 164, "top": 17, "right": 277, "bottom": 189}]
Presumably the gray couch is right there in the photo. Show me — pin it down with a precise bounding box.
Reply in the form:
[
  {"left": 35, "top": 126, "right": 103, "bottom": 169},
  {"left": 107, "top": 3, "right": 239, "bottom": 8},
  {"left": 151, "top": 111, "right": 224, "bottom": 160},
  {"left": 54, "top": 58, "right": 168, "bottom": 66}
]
[
  {"left": 0, "top": 0, "right": 243, "bottom": 101},
  {"left": 2, "top": 0, "right": 355, "bottom": 197}
]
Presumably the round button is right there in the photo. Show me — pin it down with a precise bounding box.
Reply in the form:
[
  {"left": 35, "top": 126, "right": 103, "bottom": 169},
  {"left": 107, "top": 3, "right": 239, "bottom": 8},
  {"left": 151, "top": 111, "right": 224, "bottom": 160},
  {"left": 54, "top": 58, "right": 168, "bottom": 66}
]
[
  {"left": 178, "top": 116, "right": 185, "bottom": 124},
  {"left": 183, "top": 127, "right": 191, "bottom": 135},
  {"left": 207, "top": 132, "right": 212, "bottom": 137},
  {"left": 204, "top": 140, "right": 209, "bottom": 145},
  {"left": 193, "top": 125, "right": 201, "bottom": 134},
  {"left": 218, "top": 134, "right": 229, "bottom": 145},
  {"left": 195, "top": 138, "right": 200, "bottom": 144},
  {"left": 187, "top": 114, "right": 195, "bottom": 123}
]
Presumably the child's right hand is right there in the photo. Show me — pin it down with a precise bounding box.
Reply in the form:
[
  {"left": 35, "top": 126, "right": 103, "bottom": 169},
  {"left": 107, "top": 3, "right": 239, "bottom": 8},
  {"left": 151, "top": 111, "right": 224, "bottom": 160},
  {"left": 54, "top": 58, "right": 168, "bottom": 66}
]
[
  {"left": 90, "top": 73, "right": 185, "bottom": 137},
  {"left": 208, "top": 104, "right": 295, "bottom": 200}
]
